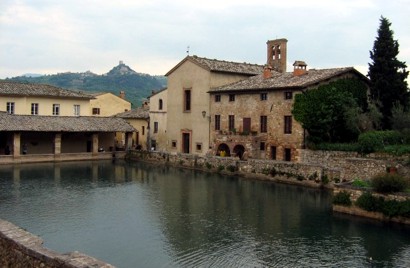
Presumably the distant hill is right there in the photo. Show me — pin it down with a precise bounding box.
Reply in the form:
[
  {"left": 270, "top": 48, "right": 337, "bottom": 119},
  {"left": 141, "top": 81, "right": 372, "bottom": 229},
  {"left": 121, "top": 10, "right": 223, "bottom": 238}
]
[{"left": 3, "top": 62, "right": 167, "bottom": 107}]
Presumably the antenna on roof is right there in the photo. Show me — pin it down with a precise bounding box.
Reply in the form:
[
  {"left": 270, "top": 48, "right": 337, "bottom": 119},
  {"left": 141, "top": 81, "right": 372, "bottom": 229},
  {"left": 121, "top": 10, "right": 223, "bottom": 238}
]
[{"left": 186, "top": 46, "right": 190, "bottom": 56}]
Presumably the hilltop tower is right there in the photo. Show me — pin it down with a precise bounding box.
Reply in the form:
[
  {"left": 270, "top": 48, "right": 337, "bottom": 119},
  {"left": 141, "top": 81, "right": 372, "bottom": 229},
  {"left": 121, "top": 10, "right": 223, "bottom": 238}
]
[{"left": 266, "top": 38, "right": 288, "bottom": 73}]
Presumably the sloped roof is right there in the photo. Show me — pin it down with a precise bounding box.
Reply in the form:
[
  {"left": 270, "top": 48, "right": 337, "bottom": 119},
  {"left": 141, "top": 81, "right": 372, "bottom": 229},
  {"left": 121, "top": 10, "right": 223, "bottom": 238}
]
[
  {"left": 0, "top": 112, "right": 135, "bottom": 132},
  {"left": 166, "top": 55, "right": 264, "bottom": 76},
  {"left": 148, "top": 87, "right": 167, "bottom": 99},
  {"left": 209, "top": 67, "right": 367, "bottom": 92},
  {"left": 0, "top": 81, "right": 93, "bottom": 99},
  {"left": 114, "top": 106, "right": 149, "bottom": 119}
]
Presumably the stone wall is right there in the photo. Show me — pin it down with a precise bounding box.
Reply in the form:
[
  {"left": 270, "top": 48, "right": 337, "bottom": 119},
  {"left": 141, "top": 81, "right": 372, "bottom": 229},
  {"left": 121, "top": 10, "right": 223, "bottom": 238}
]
[{"left": 0, "top": 219, "right": 115, "bottom": 268}]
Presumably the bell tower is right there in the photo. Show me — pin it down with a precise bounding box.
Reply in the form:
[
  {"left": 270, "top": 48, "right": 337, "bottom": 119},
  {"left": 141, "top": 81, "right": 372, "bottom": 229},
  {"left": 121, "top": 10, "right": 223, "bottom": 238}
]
[{"left": 266, "top": 38, "right": 288, "bottom": 73}]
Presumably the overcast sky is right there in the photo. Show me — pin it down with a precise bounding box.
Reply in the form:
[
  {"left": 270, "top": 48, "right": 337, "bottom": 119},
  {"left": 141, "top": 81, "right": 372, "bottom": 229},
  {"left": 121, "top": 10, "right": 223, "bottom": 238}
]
[{"left": 1, "top": 0, "right": 409, "bottom": 78}]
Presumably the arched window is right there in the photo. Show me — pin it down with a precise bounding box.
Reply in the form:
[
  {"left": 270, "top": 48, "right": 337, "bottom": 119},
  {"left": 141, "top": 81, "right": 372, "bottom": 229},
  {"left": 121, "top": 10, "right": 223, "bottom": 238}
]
[{"left": 159, "top": 99, "right": 163, "bottom": 110}]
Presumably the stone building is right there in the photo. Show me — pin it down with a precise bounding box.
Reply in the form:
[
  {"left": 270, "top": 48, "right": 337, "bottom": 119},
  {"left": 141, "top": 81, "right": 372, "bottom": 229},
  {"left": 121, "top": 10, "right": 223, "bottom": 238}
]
[
  {"left": 165, "top": 55, "right": 263, "bottom": 155},
  {"left": 88, "top": 91, "right": 131, "bottom": 116},
  {"left": 208, "top": 40, "right": 369, "bottom": 161},
  {"left": 148, "top": 88, "right": 168, "bottom": 151}
]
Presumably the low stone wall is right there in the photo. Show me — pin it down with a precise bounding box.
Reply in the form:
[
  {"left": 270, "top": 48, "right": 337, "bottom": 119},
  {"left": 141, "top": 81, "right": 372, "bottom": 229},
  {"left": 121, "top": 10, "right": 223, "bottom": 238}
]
[
  {"left": 333, "top": 186, "right": 410, "bottom": 225},
  {"left": 128, "top": 150, "right": 335, "bottom": 187},
  {"left": 0, "top": 219, "right": 115, "bottom": 268}
]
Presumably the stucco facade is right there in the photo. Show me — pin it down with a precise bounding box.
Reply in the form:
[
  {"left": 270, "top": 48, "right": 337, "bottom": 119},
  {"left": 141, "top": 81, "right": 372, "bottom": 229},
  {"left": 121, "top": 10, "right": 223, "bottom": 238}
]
[
  {"left": 165, "top": 56, "right": 263, "bottom": 156},
  {"left": 148, "top": 88, "right": 167, "bottom": 151},
  {"left": 89, "top": 92, "right": 131, "bottom": 116}
]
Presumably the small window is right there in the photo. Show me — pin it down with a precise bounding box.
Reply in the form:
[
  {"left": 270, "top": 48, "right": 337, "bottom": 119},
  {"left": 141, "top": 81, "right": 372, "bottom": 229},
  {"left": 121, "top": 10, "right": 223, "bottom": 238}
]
[
  {"left": 260, "top": 115, "right": 267, "bottom": 133},
  {"left": 154, "top": 122, "right": 158, "bottom": 133},
  {"left": 260, "top": 93, "right": 267, "bottom": 101},
  {"left": 196, "top": 143, "right": 202, "bottom": 151},
  {"left": 171, "top": 140, "right": 177, "bottom": 148},
  {"left": 284, "top": 116, "right": 292, "bottom": 134},
  {"left": 6, "top": 102, "right": 15, "bottom": 114},
  {"left": 271, "top": 146, "right": 277, "bottom": 160},
  {"left": 73, "top": 104, "right": 80, "bottom": 116},
  {"left": 184, "top": 89, "right": 191, "bottom": 111},
  {"left": 229, "top": 94, "right": 235, "bottom": 102},
  {"left": 260, "top": 142, "right": 265, "bottom": 151},
  {"left": 284, "top": 148, "right": 292, "bottom": 161},
  {"left": 31, "top": 103, "right": 39, "bottom": 115},
  {"left": 285, "top": 91, "right": 293, "bottom": 100},
  {"left": 215, "top": 115, "right": 221, "bottom": 131},
  {"left": 159, "top": 99, "right": 163, "bottom": 110},
  {"left": 92, "top": 108, "right": 100, "bottom": 115},
  {"left": 142, "top": 126, "right": 145, "bottom": 135},
  {"left": 215, "top": 95, "right": 221, "bottom": 102},
  {"left": 53, "top": 104, "right": 60, "bottom": 116}
]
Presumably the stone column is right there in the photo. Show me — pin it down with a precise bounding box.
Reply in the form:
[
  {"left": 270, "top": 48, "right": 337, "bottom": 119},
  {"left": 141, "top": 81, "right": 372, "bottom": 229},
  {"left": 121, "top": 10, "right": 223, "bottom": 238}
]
[
  {"left": 12, "top": 132, "right": 21, "bottom": 158},
  {"left": 92, "top": 133, "right": 99, "bottom": 155},
  {"left": 125, "top": 132, "right": 133, "bottom": 150},
  {"left": 54, "top": 133, "right": 62, "bottom": 155}
]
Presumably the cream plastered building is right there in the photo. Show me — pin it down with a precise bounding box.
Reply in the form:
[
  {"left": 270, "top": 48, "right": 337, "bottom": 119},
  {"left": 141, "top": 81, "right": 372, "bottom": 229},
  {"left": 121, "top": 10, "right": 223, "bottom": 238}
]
[
  {"left": 0, "top": 81, "right": 93, "bottom": 116},
  {"left": 165, "top": 55, "right": 263, "bottom": 155},
  {"left": 148, "top": 88, "right": 167, "bottom": 151},
  {"left": 88, "top": 91, "right": 131, "bottom": 116}
]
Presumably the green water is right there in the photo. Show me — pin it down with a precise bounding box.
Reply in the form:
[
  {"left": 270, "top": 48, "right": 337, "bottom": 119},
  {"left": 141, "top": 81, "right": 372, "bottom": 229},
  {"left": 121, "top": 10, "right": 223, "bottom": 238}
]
[{"left": 0, "top": 160, "right": 409, "bottom": 267}]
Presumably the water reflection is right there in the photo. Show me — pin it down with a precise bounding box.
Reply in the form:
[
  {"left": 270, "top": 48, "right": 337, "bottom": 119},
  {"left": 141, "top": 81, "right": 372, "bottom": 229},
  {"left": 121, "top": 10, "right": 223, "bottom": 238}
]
[{"left": 0, "top": 161, "right": 409, "bottom": 268}]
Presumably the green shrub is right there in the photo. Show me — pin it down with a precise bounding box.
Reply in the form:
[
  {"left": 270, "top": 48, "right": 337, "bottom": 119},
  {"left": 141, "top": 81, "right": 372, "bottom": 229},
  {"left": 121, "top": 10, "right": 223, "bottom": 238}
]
[
  {"left": 383, "top": 145, "right": 410, "bottom": 156},
  {"left": 262, "top": 168, "right": 270, "bottom": 175},
  {"left": 333, "top": 191, "right": 352, "bottom": 206},
  {"left": 380, "top": 199, "right": 402, "bottom": 217},
  {"left": 321, "top": 174, "right": 329, "bottom": 184},
  {"left": 372, "top": 173, "right": 408, "bottom": 193},
  {"left": 269, "top": 167, "right": 277, "bottom": 177},
  {"left": 356, "top": 191, "right": 382, "bottom": 212},
  {"left": 352, "top": 179, "right": 371, "bottom": 188},
  {"left": 205, "top": 162, "right": 212, "bottom": 169},
  {"left": 358, "top": 130, "right": 403, "bottom": 154},
  {"left": 227, "top": 165, "right": 237, "bottom": 172},
  {"left": 217, "top": 165, "right": 225, "bottom": 172}
]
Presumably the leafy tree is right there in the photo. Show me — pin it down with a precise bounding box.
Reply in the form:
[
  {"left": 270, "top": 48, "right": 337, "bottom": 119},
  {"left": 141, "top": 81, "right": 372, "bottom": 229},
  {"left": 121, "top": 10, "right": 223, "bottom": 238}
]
[
  {"left": 368, "top": 16, "right": 409, "bottom": 129},
  {"left": 292, "top": 79, "right": 367, "bottom": 143}
]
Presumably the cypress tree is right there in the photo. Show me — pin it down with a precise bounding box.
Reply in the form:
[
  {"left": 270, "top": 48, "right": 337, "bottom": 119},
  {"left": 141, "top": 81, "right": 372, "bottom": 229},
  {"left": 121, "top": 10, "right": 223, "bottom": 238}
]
[{"left": 368, "top": 16, "right": 409, "bottom": 129}]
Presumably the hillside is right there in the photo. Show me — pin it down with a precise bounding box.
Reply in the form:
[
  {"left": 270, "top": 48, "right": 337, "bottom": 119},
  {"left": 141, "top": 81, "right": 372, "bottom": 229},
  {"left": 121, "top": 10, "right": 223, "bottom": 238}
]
[{"left": 3, "top": 62, "right": 167, "bottom": 107}]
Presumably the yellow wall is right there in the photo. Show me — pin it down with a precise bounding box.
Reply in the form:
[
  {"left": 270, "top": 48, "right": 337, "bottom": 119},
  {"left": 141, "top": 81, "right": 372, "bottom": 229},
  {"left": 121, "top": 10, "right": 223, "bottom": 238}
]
[
  {"left": 149, "top": 89, "right": 167, "bottom": 151},
  {"left": 116, "top": 118, "right": 148, "bottom": 150},
  {"left": 90, "top": 93, "right": 131, "bottom": 116},
  {"left": 0, "top": 96, "right": 90, "bottom": 116}
]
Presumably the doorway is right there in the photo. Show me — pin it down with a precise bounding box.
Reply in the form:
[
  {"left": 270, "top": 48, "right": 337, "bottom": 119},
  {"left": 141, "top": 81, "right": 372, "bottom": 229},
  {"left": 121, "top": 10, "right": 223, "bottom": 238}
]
[{"left": 182, "top": 133, "right": 190, "bottom": 153}]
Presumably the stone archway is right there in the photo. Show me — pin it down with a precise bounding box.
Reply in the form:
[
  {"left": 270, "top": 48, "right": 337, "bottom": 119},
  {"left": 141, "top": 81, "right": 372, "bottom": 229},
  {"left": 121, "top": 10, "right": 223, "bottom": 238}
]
[
  {"left": 233, "top": 144, "right": 245, "bottom": 160},
  {"left": 217, "top": 143, "right": 230, "bottom": 157}
]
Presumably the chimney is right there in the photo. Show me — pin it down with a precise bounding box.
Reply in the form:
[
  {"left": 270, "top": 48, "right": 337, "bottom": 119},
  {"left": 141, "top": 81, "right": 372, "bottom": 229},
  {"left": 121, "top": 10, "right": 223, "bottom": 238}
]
[
  {"left": 267, "top": 38, "right": 287, "bottom": 73},
  {"left": 293, "top": 61, "right": 308, "bottom": 76},
  {"left": 119, "top": 90, "right": 125, "bottom": 99},
  {"left": 263, "top": 65, "right": 273, "bottom": 79}
]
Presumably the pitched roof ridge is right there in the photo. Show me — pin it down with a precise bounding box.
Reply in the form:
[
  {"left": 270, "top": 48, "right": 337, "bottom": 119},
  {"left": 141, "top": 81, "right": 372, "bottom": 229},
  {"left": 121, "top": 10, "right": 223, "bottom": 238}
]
[{"left": 191, "top": 55, "right": 262, "bottom": 67}]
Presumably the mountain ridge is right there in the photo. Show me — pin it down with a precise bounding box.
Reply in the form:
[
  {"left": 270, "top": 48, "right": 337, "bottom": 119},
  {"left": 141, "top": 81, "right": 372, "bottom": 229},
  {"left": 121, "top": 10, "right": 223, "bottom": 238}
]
[{"left": 3, "top": 62, "right": 167, "bottom": 107}]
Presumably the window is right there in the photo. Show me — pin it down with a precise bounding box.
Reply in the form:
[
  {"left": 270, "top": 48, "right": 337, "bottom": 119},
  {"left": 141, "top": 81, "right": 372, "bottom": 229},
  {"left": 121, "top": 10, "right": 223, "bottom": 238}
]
[
  {"left": 284, "top": 116, "right": 292, "bottom": 134},
  {"left": 228, "top": 115, "right": 235, "bottom": 131},
  {"left": 260, "top": 93, "right": 267, "bottom": 101},
  {"left": 260, "top": 115, "right": 267, "bottom": 133},
  {"left": 184, "top": 89, "right": 191, "bottom": 111},
  {"left": 6, "top": 102, "right": 14, "bottom": 114},
  {"left": 215, "top": 115, "right": 221, "bottom": 131},
  {"left": 285, "top": 91, "right": 293, "bottom": 100},
  {"left": 172, "top": 140, "right": 177, "bottom": 148},
  {"left": 215, "top": 95, "right": 221, "bottom": 102},
  {"left": 53, "top": 104, "right": 60, "bottom": 115},
  {"left": 284, "top": 148, "right": 292, "bottom": 161},
  {"left": 31, "top": 103, "right": 39, "bottom": 115},
  {"left": 142, "top": 126, "right": 145, "bottom": 135},
  {"left": 92, "top": 108, "right": 100, "bottom": 115},
  {"left": 159, "top": 99, "right": 163, "bottom": 110},
  {"left": 154, "top": 122, "right": 158, "bottom": 133},
  {"left": 260, "top": 142, "right": 265, "bottom": 151},
  {"left": 73, "top": 105, "right": 80, "bottom": 116},
  {"left": 229, "top": 94, "right": 235, "bottom": 102},
  {"left": 271, "top": 146, "right": 277, "bottom": 160},
  {"left": 196, "top": 143, "right": 202, "bottom": 151}
]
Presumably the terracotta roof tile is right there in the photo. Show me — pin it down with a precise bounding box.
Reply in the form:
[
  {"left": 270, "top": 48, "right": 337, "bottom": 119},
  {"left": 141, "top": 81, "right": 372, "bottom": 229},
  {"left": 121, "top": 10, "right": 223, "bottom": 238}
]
[
  {"left": 0, "top": 112, "right": 135, "bottom": 132},
  {"left": 209, "top": 67, "right": 364, "bottom": 92},
  {"left": 115, "top": 107, "right": 149, "bottom": 119},
  {"left": 0, "top": 81, "right": 94, "bottom": 99}
]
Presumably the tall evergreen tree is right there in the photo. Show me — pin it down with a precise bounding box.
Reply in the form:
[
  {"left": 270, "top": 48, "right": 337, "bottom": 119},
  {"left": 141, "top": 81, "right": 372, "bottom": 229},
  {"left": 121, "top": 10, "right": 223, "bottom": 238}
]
[{"left": 368, "top": 16, "right": 409, "bottom": 129}]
